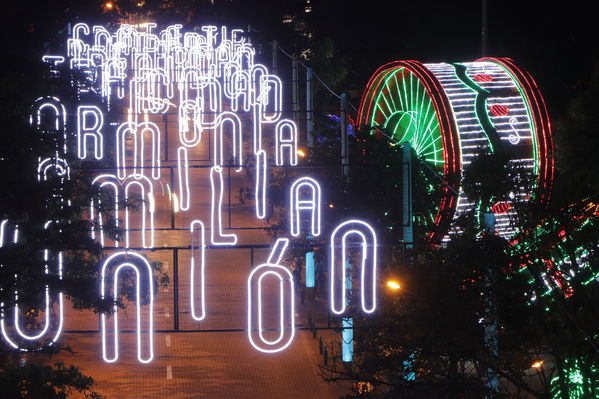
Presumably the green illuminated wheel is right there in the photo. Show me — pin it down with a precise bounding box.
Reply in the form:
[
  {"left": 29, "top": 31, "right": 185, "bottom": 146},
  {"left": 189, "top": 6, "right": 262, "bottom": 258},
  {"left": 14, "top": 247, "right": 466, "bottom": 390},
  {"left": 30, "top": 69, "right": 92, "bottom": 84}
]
[
  {"left": 368, "top": 67, "right": 444, "bottom": 165},
  {"left": 358, "top": 60, "right": 461, "bottom": 242}
]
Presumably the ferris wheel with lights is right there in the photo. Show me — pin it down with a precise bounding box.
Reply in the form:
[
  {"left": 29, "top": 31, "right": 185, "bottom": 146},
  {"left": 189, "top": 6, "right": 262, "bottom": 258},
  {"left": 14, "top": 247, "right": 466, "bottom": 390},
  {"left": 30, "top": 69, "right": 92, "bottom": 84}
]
[{"left": 357, "top": 58, "right": 554, "bottom": 242}]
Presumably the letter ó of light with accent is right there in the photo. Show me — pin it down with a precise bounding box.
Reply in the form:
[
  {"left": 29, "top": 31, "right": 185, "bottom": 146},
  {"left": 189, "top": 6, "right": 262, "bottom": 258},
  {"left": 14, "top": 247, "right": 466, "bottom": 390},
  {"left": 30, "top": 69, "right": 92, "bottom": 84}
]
[
  {"left": 190, "top": 220, "right": 206, "bottom": 321},
  {"left": 247, "top": 238, "right": 295, "bottom": 353},
  {"left": 100, "top": 251, "right": 154, "bottom": 364},
  {"left": 329, "top": 220, "right": 378, "bottom": 315},
  {"left": 289, "top": 177, "right": 321, "bottom": 237}
]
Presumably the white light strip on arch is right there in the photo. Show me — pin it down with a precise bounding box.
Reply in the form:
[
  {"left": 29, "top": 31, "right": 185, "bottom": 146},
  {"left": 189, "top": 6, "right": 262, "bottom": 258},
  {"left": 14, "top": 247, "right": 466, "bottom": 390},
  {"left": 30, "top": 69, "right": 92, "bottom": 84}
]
[
  {"left": 100, "top": 251, "right": 154, "bottom": 364},
  {"left": 190, "top": 220, "right": 207, "bottom": 321},
  {"left": 209, "top": 166, "right": 237, "bottom": 245},
  {"left": 247, "top": 238, "right": 295, "bottom": 353},
  {"left": 289, "top": 177, "right": 321, "bottom": 237},
  {"left": 329, "top": 220, "right": 378, "bottom": 315}
]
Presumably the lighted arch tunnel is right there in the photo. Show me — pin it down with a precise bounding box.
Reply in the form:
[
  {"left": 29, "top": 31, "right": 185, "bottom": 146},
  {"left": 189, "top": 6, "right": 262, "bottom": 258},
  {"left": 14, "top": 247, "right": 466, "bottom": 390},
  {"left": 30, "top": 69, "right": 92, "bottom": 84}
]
[{"left": 357, "top": 58, "right": 554, "bottom": 242}]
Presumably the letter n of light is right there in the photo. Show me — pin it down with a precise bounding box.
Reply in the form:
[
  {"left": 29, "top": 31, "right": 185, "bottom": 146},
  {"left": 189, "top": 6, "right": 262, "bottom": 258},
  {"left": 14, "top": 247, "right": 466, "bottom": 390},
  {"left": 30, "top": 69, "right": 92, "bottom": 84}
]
[{"left": 329, "top": 220, "right": 378, "bottom": 315}]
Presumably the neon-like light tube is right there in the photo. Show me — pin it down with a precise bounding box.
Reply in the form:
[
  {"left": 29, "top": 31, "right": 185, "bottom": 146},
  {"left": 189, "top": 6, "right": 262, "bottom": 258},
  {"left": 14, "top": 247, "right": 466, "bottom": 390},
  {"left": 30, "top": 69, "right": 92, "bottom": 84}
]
[
  {"left": 289, "top": 177, "right": 321, "bottom": 237},
  {"left": 190, "top": 220, "right": 207, "bottom": 321},
  {"left": 329, "top": 220, "right": 378, "bottom": 315},
  {"left": 100, "top": 251, "right": 154, "bottom": 364},
  {"left": 209, "top": 166, "right": 237, "bottom": 245},
  {"left": 247, "top": 238, "right": 295, "bottom": 353}
]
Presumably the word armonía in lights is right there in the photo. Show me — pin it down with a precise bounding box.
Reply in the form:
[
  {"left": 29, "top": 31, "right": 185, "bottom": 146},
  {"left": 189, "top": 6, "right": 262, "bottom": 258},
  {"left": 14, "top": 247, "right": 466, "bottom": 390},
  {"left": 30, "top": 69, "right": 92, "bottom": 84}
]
[{"left": 0, "top": 23, "right": 378, "bottom": 362}]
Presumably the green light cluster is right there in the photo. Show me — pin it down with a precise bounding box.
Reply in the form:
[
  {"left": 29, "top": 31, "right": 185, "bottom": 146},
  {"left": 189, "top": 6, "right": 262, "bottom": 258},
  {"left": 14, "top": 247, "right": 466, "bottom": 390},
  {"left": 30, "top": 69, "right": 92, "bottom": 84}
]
[
  {"left": 370, "top": 68, "right": 444, "bottom": 166},
  {"left": 551, "top": 358, "right": 599, "bottom": 399}
]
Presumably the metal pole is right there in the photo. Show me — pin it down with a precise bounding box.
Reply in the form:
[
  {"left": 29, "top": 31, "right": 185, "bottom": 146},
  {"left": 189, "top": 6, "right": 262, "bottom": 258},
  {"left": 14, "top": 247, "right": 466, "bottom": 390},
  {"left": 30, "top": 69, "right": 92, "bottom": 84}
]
[
  {"left": 306, "top": 67, "right": 314, "bottom": 146},
  {"left": 402, "top": 142, "right": 413, "bottom": 249},
  {"left": 483, "top": 213, "right": 499, "bottom": 393},
  {"left": 340, "top": 93, "right": 349, "bottom": 179},
  {"left": 228, "top": 166, "right": 232, "bottom": 229},
  {"left": 163, "top": 112, "right": 169, "bottom": 161},
  {"left": 482, "top": 0, "right": 488, "bottom": 57},
  {"left": 173, "top": 249, "right": 179, "bottom": 331},
  {"left": 169, "top": 166, "right": 175, "bottom": 229},
  {"left": 341, "top": 260, "right": 353, "bottom": 362},
  {"left": 292, "top": 54, "right": 299, "bottom": 123},
  {"left": 272, "top": 40, "right": 278, "bottom": 76}
]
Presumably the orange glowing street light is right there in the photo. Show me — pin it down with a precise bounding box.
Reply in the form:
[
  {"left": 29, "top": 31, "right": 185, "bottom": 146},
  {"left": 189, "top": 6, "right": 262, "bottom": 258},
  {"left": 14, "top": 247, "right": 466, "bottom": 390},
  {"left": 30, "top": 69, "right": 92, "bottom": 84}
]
[
  {"left": 531, "top": 360, "right": 544, "bottom": 369},
  {"left": 387, "top": 281, "right": 401, "bottom": 290}
]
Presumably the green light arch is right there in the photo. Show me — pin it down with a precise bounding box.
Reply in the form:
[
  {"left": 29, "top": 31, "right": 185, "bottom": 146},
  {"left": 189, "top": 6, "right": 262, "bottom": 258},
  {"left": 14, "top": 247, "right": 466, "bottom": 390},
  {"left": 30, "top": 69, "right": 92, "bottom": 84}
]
[{"left": 369, "top": 67, "right": 445, "bottom": 165}]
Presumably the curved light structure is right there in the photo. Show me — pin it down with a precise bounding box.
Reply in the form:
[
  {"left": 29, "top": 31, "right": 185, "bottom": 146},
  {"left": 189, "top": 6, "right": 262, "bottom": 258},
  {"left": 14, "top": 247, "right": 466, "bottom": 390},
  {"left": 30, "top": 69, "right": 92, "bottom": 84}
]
[
  {"left": 329, "top": 220, "right": 378, "bottom": 315},
  {"left": 247, "top": 238, "right": 295, "bottom": 353},
  {"left": 100, "top": 251, "right": 154, "bottom": 364},
  {"left": 358, "top": 59, "right": 554, "bottom": 241}
]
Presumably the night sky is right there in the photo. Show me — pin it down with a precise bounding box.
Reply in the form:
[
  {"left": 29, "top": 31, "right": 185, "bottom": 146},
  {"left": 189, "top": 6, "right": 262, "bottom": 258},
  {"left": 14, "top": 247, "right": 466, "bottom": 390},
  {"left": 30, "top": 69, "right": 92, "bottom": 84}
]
[{"left": 2, "top": 0, "right": 597, "bottom": 116}]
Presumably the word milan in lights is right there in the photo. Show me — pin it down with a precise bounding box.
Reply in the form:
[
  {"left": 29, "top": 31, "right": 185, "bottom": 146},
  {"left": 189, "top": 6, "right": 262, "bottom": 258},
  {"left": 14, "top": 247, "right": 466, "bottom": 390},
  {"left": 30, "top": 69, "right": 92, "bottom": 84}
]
[{"left": 0, "top": 23, "right": 379, "bottom": 362}]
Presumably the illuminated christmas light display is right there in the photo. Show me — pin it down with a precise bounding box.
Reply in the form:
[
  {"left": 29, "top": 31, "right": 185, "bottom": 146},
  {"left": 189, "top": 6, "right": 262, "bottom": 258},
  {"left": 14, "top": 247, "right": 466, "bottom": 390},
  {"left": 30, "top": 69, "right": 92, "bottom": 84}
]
[
  {"left": 550, "top": 358, "right": 599, "bottom": 399},
  {"left": 358, "top": 59, "right": 554, "bottom": 242},
  {"left": 1, "top": 22, "right": 379, "bottom": 361}
]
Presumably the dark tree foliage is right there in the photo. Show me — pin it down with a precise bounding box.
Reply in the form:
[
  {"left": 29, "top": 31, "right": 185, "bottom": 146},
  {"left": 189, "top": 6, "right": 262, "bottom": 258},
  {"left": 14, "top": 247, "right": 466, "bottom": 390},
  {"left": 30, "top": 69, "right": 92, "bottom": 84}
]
[
  {"left": 0, "top": 4, "right": 166, "bottom": 398},
  {"left": 312, "top": 77, "right": 599, "bottom": 397}
]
